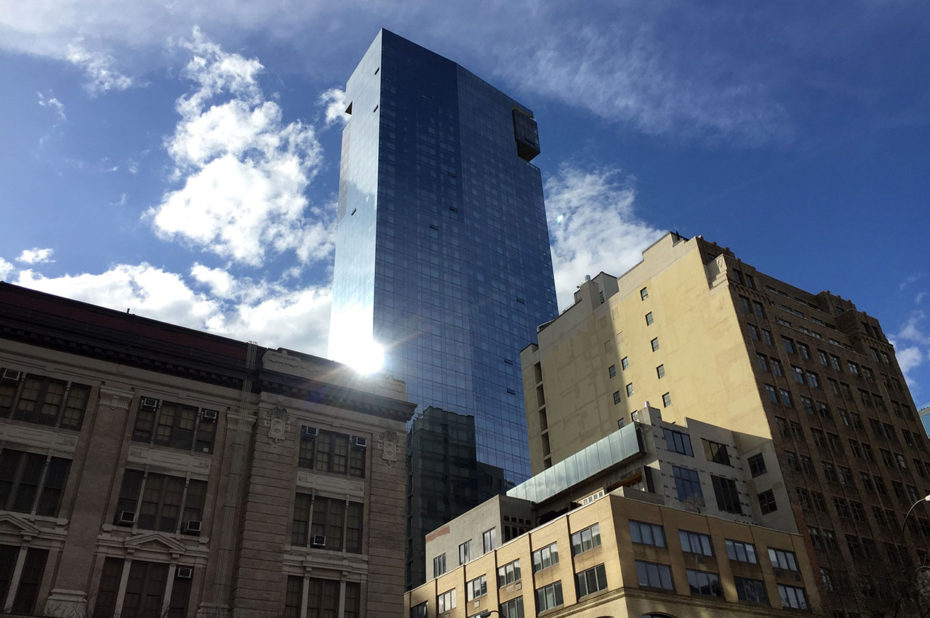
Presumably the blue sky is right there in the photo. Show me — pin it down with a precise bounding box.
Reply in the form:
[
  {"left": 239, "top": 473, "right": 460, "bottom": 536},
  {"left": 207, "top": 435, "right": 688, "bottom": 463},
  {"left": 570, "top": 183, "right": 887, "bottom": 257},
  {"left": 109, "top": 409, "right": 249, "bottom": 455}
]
[{"left": 1, "top": 1, "right": 929, "bottom": 408}]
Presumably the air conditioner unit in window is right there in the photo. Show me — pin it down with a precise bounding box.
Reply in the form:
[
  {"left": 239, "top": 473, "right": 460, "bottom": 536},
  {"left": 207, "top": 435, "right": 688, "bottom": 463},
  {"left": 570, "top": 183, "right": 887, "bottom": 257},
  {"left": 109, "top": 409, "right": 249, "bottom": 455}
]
[
  {"left": 352, "top": 436, "right": 368, "bottom": 448},
  {"left": 310, "top": 535, "right": 326, "bottom": 548},
  {"left": 176, "top": 566, "right": 193, "bottom": 580},
  {"left": 0, "top": 369, "right": 22, "bottom": 383},
  {"left": 301, "top": 426, "right": 319, "bottom": 440},
  {"left": 184, "top": 520, "right": 202, "bottom": 534},
  {"left": 140, "top": 397, "right": 160, "bottom": 411},
  {"left": 118, "top": 511, "right": 136, "bottom": 525},
  {"left": 200, "top": 409, "right": 218, "bottom": 423}
]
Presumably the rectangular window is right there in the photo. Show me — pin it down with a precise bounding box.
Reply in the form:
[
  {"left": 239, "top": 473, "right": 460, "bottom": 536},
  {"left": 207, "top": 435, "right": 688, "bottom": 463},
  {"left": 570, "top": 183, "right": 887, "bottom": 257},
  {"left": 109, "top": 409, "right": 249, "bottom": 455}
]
[
  {"left": 645, "top": 311, "right": 654, "bottom": 325},
  {"left": 747, "top": 453, "right": 766, "bottom": 477},
  {"left": 621, "top": 356, "right": 629, "bottom": 369},
  {"left": 679, "top": 530, "right": 713, "bottom": 556},
  {"left": 735, "top": 576, "right": 769, "bottom": 604},
  {"left": 687, "top": 569, "right": 723, "bottom": 597},
  {"left": 133, "top": 399, "right": 216, "bottom": 453},
  {"left": 626, "top": 382, "right": 634, "bottom": 397},
  {"left": 711, "top": 475, "right": 742, "bottom": 514},
  {"left": 571, "top": 523, "right": 601, "bottom": 555},
  {"left": 726, "top": 539, "right": 758, "bottom": 564},
  {"left": 651, "top": 338, "right": 660, "bottom": 352},
  {"left": 756, "top": 353, "right": 769, "bottom": 372},
  {"left": 497, "top": 559, "right": 521, "bottom": 587},
  {"left": 782, "top": 336, "right": 795, "bottom": 354},
  {"left": 115, "top": 470, "right": 206, "bottom": 534},
  {"left": 433, "top": 553, "right": 446, "bottom": 578},
  {"left": 466, "top": 574, "right": 487, "bottom": 601},
  {"left": 482, "top": 528, "right": 497, "bottom": 553},
  {"left": 778, "top": 584, "right": 809, "bottom": 610},
  {"left": 768, "top": 548, "right": 799, "bottom": 571},
  {"left": 410, "top": 602, "right": 428, "bottom": 618},
  {"left": 535, "top": 581, "right": 564, "bottom": 611},
  {"left": 664, "top": 428, "right": 693, "bottom": 456},
  {"left": 656, "top": 364, "right": 665, "bottom": 379},
  {"left": 437, "top": 588, "right": 456, "bottom": 613},
  {"left": 612, "top": 391, "right": 621, "bottom": 405},
  {"left": 772, "top": 359, "right": 784, "bottom": 376},
  {"left": 291, "top": 494, "right": 362, "bottom": 552},
  {"left": 673, "top": 466, "right": 702, "bottom": 502},
  {"left": 576, "top": 564, "right": 608, "bottom": 598},
  {"left": 792, "top": 365, "right": 805, "bottom": 384},
  {"left": 629, "top": 520, "right": 666, "bottom": 547},
  {"left": 500, "top": 597, "right": 524, "bottom": 618},
  {"left": 608, "top": 364, "right": 617, "bottom": 378},
  {"left": 4, "top": 373, "right": 91, "bottom": 430},
  {"left": 799, "top": 343, "right": 810, "bottom": 359},
  {"left": 703, "top": 440, "right": 730, "bottom": 465},
  {"left": 748, "top": 323, "right": 760, "bottom": 341},
  {"left": 635, "top": 560, "right": 674, "bottom": 590},
  {"left": 762, "top": 329, "right": 774, "bottom": 345},
  {"left": 753, "top": 300, "right": 766, "bottom": 318},
  {"left": 298, "top": 428, "right": 366, "bottom": 478},
  {"left": 458, "top": 539, "right": 472, "bottom": 564},
  {"left": 758, "top": 489, "right": 777, "bottom": 514},
  {"left": 763, "top": 384, "right": 777, "bottom": 403},
  {"left": 0, "top": 449, "right": 71, "bottom": 517},
  {"left": 532, "top": 542, "right": 558, "bottom": 572},
  {"left": 640, "top": 287, "right": 648, "bottom": 300},
  {"left": 662, "top": 392, "right": 672, "bottom": 407}
]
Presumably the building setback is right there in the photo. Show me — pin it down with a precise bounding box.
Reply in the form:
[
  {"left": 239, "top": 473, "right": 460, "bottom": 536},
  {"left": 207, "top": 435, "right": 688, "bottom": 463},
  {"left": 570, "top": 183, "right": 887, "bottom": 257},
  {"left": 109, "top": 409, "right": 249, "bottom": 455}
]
[
  {"left": 329, "top": 29, "right": 558, "bottom": 483},
  {"left": 522, "top": 232, "right": 930, "bottom": 616},
  {"left": 0, "top": 282, "right": 413, "bottom": 618}
]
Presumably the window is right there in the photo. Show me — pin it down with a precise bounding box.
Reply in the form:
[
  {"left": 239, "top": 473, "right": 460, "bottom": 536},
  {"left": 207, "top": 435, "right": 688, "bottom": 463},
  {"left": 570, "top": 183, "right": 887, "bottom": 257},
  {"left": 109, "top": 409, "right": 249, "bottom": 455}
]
[
  {"left": 467, "top": 574, "right": 487, "bottom": 601},
  {"left": 782, "top": 336, "right": 796, "bottom": 354},
  {"left": 778, "top": 584, "right": 809, "bottom": 610},
  {"left": 764, "top": 384, "right": 778, "bottom": 403},
  {"left": 703, "top": 440, "right": 730, "bottom": 465},
  {"left": 772, "top": 359, "right": 784, "bottom": 376},
  {"left": 645, "top": 311, "right": 654, "bottom": 325},
  {"left": 679, "top": 530, "right": 713, "bottom": 556},
  {"left": 630, "top": 520, "right": 666, "bottom": 547},
  {"left": 687, "top": 570, "right": 722, "bottom": 597},
  {"left": 711, "top": 475, "right": 742, "bottom": 514},
  {"left": 298, "top": 428, "right": 366, "bottom": 478},
  {"left": 762, "top": 329, "right": 774, "bottom": 345},
  {"left": 758, "top": 489, "right": 777, "bottom": 514},
  {"left": 535, "top": 581, "right": 563, "bottom": 611},
  {"left": 499, "top": 597, "right": 524, "bottom": 618},
  {"left": 1, "top": 546, "right": 48, "bottom": 616},
  {"left": 635, "top": 560, "right": 674, "bottom": 590},
  {"left": 576, "top": 564, "right": 608, "bottom": 597},
  {"left": 133, "top": 398, "right": 217, "bottom": 453},
  {"left": 768, "top": 548, "right": 799, "bottom": 571},
  {"left": 483, "top": 528, "right": 497, "bottom": 553},
  {"left": 0, "top": 449, "right": 71, "bottom": 516},
  {"left": 664, "top": 428, "right": 693, "bottom": 456},
  {"left": 640, "top": 287, "right": 648, "bottom": 300},
  {"left": 739, "top": 295, "right": 751, "bottom": 312},
  {"left": 608, "top": 364, "right": 617, "bottom": 378},
  {"left": 848, "top": 361, "right": 859, "bottom": 376},
  {"left": 662, "top": 392, "right": 672, "bottom": 407},
  {"left": 734, "top": 577, "right": 769, "bottom": 604},
  {"left": 756, "top": 353, "right": 769, "bottom": 372},
  {"left": 726, "top": 539, "right": 758, "bottom": 563},
  {"left": 410, "top": 602, "right": 428, "bottom": 618},
  {"left": 2, "top": 372, "right": 91, "bottom": 430},
  {"left": 571, "top": 523, "right": 601, "bottom": 555},
  {"left": 532, "top": 542, "right": 558, "bottom": 572},
  {"left": 497, "top": 559, "right": 521, "bottom": 587},
  {"left": 748, "top": 323, "right": 760, "bottom": 341},
  {"left": 626, "top": 383, "right": 634, "bottom": 397},
  {"left": 437, "top": 588, "right": 456, "bottom": 613},
  {"left": 656, "top": 364, "right": 665, "bottom": 379},
  {"left": 116, "top": 469, "right": 206, "bottom": 535},
  {"left": 613, "top": 391, "right": 621, "bottom": 405},
  {"left": 433, "top": 553, "right": 446, "bottom": 577},
  {"left": 799, "top": 343, "right": 810, "bottom": 359},
  {"left": 458, "top": 539, "right": 472, "bottom": 564},
  {"left": 621, "top": 356, "right": 629, "bottom": 370},
  {"left": 753, "top": 300, "right": 766, "bottom": 318},
  {"left": 673, "top": 466, "right": 702, "bottom": 502},
  {"left": 291, "top": 493, "right": 362, "bottom": 552},
  {"left": 748, "top": 453, "right": 766, "bottom": 477},
  {"left": 792, "top": 365, "right": 805, "bottom": 384},
  {"left": 651, "top": 338, "right": 660, "bottom": 352}
]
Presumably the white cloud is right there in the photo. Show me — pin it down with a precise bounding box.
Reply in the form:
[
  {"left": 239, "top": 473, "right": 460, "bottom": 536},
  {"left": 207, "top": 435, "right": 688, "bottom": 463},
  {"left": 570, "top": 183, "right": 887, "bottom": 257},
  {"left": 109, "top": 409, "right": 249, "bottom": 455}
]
[
  {"left": 899, "top": 272, "right": 922, "bottom": 291},
  {"left": 66, "top": 44, "right": 133, "bottom": 94},
  {"left": 13, "top": 263, "right": 332, "bottom": 355},
  {"left": 917, "top": 291, "right": 927, "bottom": 304},
  {"left": 147, "top": 29, "right": 330, "bottom": 268},
  {"left": 896, "top": 310, "right": 930, "bottom": 345},
  {"left": 320, "top": 88, "right": 349, "bottom": 126},
  {"left": 545, "top": 166, "right": 663, "bottom": 310},
  {"left": 16, "top": 248, "right": 55, "bottom": 264},
  {"left": 37, "top": 91, "right": 66, "bottom": 121},
  {"left": 0, "top": 258, "right": 14, "bottom": 280},
  {"left": 895, "top": 345, "right": 923, "bottom": 389}
]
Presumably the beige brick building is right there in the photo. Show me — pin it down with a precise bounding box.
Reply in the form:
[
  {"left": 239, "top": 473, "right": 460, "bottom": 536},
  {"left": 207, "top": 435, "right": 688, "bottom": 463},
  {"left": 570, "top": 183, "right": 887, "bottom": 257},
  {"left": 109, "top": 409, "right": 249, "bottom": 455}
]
[
  {"left": 521, "top": 232, "right": 930, "bottom": 616},
  {"left": 0, "top": 282, "right": 414, "bottom": 617}
]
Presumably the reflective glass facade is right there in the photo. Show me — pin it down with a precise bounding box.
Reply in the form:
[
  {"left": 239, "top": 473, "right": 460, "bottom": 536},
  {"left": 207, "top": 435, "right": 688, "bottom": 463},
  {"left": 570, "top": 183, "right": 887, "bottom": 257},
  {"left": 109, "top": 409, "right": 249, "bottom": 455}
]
[{"left": 330, "top": 30, "right": 557, "bottom": 481}]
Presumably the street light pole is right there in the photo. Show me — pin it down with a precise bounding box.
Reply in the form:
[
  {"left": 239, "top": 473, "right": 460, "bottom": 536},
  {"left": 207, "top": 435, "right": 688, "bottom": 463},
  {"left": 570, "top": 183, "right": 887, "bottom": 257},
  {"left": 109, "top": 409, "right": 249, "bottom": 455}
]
[{"left": 892, "top": 494, "right": 930, "bottom": 618}]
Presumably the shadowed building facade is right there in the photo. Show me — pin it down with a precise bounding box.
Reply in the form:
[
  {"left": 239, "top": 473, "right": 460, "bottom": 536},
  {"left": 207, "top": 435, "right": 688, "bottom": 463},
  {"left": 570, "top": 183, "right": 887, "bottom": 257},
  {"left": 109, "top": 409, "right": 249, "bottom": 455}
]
[{"left": 0, "top": 282, "right": 413, "bottom": 618}]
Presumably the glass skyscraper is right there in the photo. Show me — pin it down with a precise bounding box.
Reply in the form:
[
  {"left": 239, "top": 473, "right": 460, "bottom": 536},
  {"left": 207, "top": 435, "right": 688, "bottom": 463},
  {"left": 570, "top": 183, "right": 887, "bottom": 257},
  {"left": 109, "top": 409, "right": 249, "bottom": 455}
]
[{"left": 329, "top": 30, "right": 557, "bottom": 482}]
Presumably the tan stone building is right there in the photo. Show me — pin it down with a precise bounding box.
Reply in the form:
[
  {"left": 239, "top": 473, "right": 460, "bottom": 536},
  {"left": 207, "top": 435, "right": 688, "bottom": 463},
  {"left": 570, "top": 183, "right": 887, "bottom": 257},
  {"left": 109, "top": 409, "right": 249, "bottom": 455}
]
[
  {"left": 405, "top": 407, "right": 821, "bottom": 616},
  {"left": 521, "top": 232, "right": 930, "bottom": 616},
  {"left": 0, "top": 282, "right": 414, "bottom": 617}
]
